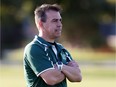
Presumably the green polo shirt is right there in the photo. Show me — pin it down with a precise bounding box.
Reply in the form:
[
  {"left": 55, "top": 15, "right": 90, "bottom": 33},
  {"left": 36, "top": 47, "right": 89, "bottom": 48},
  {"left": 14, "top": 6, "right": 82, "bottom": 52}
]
[{"left": 23, "top": 35, "right": 73, "bottom": 87}]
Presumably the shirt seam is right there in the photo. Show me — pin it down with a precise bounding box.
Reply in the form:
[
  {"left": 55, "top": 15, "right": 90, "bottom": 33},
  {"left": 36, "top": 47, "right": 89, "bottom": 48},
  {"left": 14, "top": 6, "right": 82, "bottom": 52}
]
[{"left": 37, "top": 67, "right": 55, "bottom": 77}]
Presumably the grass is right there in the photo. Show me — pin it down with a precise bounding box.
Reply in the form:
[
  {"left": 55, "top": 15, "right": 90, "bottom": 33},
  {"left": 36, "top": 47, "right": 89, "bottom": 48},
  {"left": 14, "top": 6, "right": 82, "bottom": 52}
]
[
  {"left": 67, "top": 47, "right": 116, "bottom": 61},
  {"left": 0, "top": 65, "right": 116, "bottom": 87},
  {"left": 68, "top": 78, "right": 116, "bottom": 87},
  {"left": 4, "top": 47, "right": 116, "bottom": 62},
  {"left": 0, "top": 65, "right": 26, "bottom": 87},
  {"left": 1, "top": 48, "right": 116, "bottom": 87}
]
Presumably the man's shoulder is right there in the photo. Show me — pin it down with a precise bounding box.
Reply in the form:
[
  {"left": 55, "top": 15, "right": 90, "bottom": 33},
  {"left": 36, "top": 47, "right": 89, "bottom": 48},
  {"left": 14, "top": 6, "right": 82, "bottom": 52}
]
[
  {"left": 26, "top": 40, "right": 44, "bottom": 48},
  {"left": 24, "top": 41, "right": 44, "bottom": 53}
]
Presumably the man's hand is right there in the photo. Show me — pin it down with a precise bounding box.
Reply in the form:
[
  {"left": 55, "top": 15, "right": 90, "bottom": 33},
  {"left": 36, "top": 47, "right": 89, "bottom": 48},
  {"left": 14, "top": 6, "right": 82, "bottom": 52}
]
[
  {"left": 62, "top": 60, "right": 82, "bottom": 82},
  {"left": 67, "top": 60, "right": 79, "bottom": 67}
]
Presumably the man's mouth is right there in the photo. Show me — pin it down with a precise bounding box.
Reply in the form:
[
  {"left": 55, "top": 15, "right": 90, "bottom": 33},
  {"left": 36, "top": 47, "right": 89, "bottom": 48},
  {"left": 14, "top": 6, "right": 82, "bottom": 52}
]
[{"left": 55, "top": 29, "right": 62, "bottom": 32}]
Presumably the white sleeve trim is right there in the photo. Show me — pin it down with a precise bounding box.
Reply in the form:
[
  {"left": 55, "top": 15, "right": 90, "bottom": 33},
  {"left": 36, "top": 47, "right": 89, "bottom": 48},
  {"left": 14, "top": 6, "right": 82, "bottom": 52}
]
[{"left": 37, "top": 67, "right": 55, "bottom": 77}]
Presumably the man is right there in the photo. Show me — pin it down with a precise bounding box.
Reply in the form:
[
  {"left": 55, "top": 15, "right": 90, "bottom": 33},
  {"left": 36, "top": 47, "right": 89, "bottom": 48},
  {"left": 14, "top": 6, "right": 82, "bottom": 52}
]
[{"left": 23, "top": 4, "right": 82, "bottom": 87}]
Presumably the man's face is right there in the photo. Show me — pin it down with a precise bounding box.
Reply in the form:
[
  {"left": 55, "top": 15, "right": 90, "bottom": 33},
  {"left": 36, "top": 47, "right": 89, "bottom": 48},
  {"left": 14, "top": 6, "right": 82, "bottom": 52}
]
[{"left": 42, "top": 10, "right": 62, "bottom": 40}]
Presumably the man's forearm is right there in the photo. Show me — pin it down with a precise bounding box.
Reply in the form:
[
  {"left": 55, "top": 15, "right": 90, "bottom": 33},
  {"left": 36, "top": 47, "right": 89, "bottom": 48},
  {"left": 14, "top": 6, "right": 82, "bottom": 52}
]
[
  {"left": 41, "top": 68, "right": 65, "bottom": 85},
  {"left": 51, "top": 65, "right": 66, "bottom": 84},
  {"left": 61, "top": 62, "right": 82, "bottom": 82},
  {"left": 53, "top": 70, "right": 66, "bottom": 84}
]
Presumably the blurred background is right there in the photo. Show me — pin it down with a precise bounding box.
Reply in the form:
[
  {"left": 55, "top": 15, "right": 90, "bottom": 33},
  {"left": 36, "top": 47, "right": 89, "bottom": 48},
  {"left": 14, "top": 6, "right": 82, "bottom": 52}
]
[{"left": 0, "top": 0, "right": 116, "bottom": 87}]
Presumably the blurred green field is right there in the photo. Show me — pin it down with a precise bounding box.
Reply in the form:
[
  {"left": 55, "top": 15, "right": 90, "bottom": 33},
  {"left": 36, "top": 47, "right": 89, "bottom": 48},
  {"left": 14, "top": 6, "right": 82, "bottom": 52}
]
[
  {"left": 0, "top": 65, "right": 116, "bottom": 87},
  {"left": 0, "top": 48, "right": 116, "bottom": 87},
  {"left": 4, "top": 48, "right": 115, "bottom": 62}
]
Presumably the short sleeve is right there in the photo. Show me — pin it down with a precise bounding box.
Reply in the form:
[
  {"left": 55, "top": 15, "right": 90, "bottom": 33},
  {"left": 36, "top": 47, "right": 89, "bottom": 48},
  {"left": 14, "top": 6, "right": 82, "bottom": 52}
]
[
  {"left": 25, "top": 44, "right": 54, "bottom": 76},
  {"left": 65, "top": 50, "right": 73, "bottom": 61}
]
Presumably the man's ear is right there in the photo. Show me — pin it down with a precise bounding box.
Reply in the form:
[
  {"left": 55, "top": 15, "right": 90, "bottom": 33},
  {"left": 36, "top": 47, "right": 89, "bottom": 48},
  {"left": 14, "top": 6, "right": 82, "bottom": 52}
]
[{"left": 38, "top": 21, "right": 43, "bottom": 28}]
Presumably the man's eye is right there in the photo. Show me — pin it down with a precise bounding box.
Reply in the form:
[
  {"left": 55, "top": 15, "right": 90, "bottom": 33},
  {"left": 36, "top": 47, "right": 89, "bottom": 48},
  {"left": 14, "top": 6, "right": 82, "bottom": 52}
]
[
  {"left": 52, "top": 19, "right": 57, "bottom": 22},
  {"left": 52, "top": 19, "right": 62, "bottom": 22}
]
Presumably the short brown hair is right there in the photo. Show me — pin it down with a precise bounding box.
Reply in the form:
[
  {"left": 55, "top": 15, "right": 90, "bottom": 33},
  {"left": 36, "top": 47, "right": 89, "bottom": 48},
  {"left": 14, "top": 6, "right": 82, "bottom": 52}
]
[{"left": 34, "top": 4, "right": 62, "bottom": 22}]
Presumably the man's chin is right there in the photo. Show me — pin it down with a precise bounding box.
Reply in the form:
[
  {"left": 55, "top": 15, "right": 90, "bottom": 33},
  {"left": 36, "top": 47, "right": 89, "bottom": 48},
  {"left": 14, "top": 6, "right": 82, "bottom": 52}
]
[{"left": 55, "top": 35, "right": 61, "bottom": 39}]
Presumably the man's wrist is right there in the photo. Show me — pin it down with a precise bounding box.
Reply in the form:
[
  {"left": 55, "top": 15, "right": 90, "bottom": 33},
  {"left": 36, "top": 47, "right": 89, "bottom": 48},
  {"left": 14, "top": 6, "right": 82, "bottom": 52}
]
[{"left": 56, "top": 62, "right": 63, "bottom": 71}]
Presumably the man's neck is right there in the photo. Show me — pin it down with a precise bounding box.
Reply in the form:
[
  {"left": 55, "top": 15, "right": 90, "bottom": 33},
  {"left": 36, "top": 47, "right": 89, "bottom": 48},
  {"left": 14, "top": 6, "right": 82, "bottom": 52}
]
[
  {"left": 48, "top": 41, "right": 56, "bottom": 45},
  {"left": 38, "top": 34, "right": 55, "bottom": 43}
]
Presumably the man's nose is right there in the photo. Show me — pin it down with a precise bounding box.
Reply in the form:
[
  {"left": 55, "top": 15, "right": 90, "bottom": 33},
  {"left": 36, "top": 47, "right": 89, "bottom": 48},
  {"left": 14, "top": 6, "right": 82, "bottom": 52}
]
[{"left": 57, "top": 21, "right": 62, "bottom": 27}]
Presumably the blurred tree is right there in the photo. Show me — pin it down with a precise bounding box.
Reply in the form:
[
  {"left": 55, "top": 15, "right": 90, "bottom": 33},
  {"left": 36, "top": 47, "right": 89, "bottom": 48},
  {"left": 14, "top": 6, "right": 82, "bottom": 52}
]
[
  {"left": 1, "top": 0, "right": 23, "bottom": 58},
  {"left": 61, "top": 0, "right": 115, "bottom": 48},
  {"left": 1, "top": 0, "right": 115, "bottom": 58}
]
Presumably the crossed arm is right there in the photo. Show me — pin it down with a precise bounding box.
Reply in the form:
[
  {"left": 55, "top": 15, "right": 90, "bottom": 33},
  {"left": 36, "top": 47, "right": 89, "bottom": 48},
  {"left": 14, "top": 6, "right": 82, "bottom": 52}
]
[
  {"left": 62, "top": 61, "right": 82, "bottom": 82},
  {"left": 40, "top": 60, "right": 82, "bottom": 85}
]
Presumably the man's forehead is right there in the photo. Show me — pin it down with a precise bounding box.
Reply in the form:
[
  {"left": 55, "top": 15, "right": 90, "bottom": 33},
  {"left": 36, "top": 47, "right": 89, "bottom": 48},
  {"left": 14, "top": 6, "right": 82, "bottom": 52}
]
[{"left": 46, "top": 10, "right": 62, "bottom": 19}]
